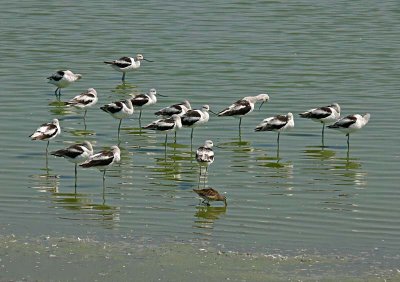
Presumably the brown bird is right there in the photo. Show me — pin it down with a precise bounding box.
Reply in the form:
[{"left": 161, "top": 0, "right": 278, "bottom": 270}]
[{"left": 193, "top": 188, "right": 227, "bottom": 206}]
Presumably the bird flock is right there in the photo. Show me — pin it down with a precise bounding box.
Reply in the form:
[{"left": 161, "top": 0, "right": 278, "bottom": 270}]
[{"left": 31, "top": 52, "right": 371, "bottom": 206}]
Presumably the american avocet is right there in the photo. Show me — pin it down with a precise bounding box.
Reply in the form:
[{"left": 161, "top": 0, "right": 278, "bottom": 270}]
[
  {"left": 47, "top": 70, "right": 82, "bottom": 99},
  {"left": 80, "top": 145, "right": 121, "bottom": 184},
  {"left": 130, "top": 88, "right": 165, "bottom": 123},
  {"left": 193, "top": 187, "right": 227, "bottom": 206},
  {"left": 30, "top": 118, "right": 61, "bottom": 152},
  {"left": 142, "top": 114, "right": 182, "bottom": 145},
  {"left": 299, "top": 103, "right": 341, "bottom": 146},
  {"left": 327, "top": 113, "right": 370, "bottom": 150},
  {"left": 104, "top": 54, "right": 153, "bottom": 82},
  {"left": 100, "top": 98, "right": 134, "bottom": 140},
  {"left": 154, "top": 100, "right": 191, "bottom": 117},
  {"left": 196, "top": 140, "right": 214, "bottom": 186},
  {"left": 255, "top": 112, "right": 294, "bottom": 148},
  {"left": 51, "top": 141, "right": 93, "bottom": 181},
  {"left": 65, "top": 88, "right": 98, "bottom": 123},
  {"left": 218, "top": 94, "right": 270, "bottom": 132},
  {"left": 181, "top": 105, "right": 210, "bottom": 147}
]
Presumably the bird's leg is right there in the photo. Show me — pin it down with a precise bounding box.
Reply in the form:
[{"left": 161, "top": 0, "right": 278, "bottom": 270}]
[
  {"left": 139, "top": 110, "right": 142, "bottom": 122},
  {"left": 190, "top": 128, "right": 194, "bottom": 148},
  {"left": 74, "top": 163, "right": 78, "bottom": 192},
  {"left": 121, "top": 72, "right": 126, "bottom": 82},
  {"left": 346, "top": 133, "right": 350, "bottom": 151},
  {"left": 321, "top": 123, "right": 325, "bottom": 147},
  {"left": 277, "top": 132, "right": 280, "bottom": 147},
  {"left": 117, "top": 119, "right": 122, "bottom": 140},
  {"left": 83, "top": 110, "right": 88, "bottom": 130},
  {"left": 174, "top": 131, "right": 177, "bottom": 144}
]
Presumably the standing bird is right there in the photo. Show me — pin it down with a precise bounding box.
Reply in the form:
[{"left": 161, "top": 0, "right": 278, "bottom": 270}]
[
  {"left": 51, "top": 141, "right": 93, "bottom": 183},
  {"left": 299, "top": 103, "right": 341, "bottom": 146},
  {"left": 47, "top": 70, "right": 82, "bottom": 99},
  {"left": 65, "top": 88, "right": 98, "bottom": 127},
  {"left": 327, "top": 113, "right": 370, "bottom": 150},
  {"left": 130, "top": 88, "right": 164, "bottom": 123},
  {"left": 104, "top": 54, "right": 153, "bottom": 82},
  {"left": 181, "top": 105, "right": 210, "bottom": 148},
  {"left": 193, "top": 187, "right": 227, "bottom": 206},
  {"left": 155, "top": 100, "right": 191, "bottom": 117},
  {"left": 142, "top": 114, "right": 182, "bottom": 145},
  {"left": 30, "top": 118, "right": 61, "bottom": 153},
  {"left": 218, "top": 94, "right": 270, "bottom": 133},
  {"left": 255, "top": 112, "right": 294, "bottom": 149},
  {"left": 196, "top": 140, "right": 215, "bottom": 187},
  {"left": 100, "top": 98, "right": 134, "bottom": 140},
  {"left": 79, "top": 145, "right": 121, "bottom": 185}
]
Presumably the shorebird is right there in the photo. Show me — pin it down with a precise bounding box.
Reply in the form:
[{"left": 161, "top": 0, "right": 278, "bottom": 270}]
[
  {"left": 155, "top": 100, "right": 191, "bottom": 117},
  {"left": 196, "top": 140, "right": 214, "bottom": 186},
  {"left": 255, "top": 112, "right": 294, "bottom": 148},
  {"left": 30, "top": 118, "right": 61, "bottom": 152},
  {"left": 104, "top": 54, "right": 153, "bottom": 82},
  {"left": 142, "top": 114, "right": 182, "bottom": 145},
  {"left": 327, "top": 113, "right": 370, "bottom": 150},
  {"left": 130, "top": 88, "right": 164, "bottom": 123},
  {"left": 181, "top": 105, "right": 210, "bottom": 147},
  {"left": 218, "top": 94, "right": 270, "bottom": 133},
  {"left": 47, "top": 70, "right": 82, "bottom": 99},
  {"left": 299, "top": 103, "right": 340, "bottom": 146},
  {"left": 193, "top": 187, "right": 227, "bottom": 206},
  {"left": 51, "top": 141, "right": 93, "bottom": 181},
  {"left": 65, "top": 88, "right": 98, "bottom": 124},
  {"left": 100, "top": 98, "right": 134, "bottom": 140},
  {"left": 79, "top": 145, "right": 121, "bottom": 184}
]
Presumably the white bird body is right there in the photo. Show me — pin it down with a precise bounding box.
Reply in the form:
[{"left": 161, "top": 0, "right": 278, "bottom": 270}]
[
  {"left": 328, "top": 113, "right": 370, "bottom": 135},
  {"left": 299, "top": 103, "right": 340, "bottom": 125},
  {"left": 104, "top": 54, "right": 152, "bottom": 81},
  {"left": 51, "top": 141, "right": 93, "bottom": 164},
  {"left": 100, "top": 99, "right": 134, "bottom": 120},
  {"left": 218, "top": 94, "right": 270, "bottom": 118},
  {"left": 196, "top": 140, "right": 214, "bottom": 166},
  {"left": 47, "top": 70, "right": 82, "bottom": 97},
  {"left": 30, "top": 118, "right": 61, "bottom": 141},
  {"left": 143, "top": 114, "right": 182, "bottom": 133},
  {"left": 66, "top": 88, "right": 98, "bottom": 109},
  {"left": 256, "top": 112, "right": 294, "bottom": 133},
  {"left": 80, "top": 145, "right": 121, "bottom": 171},
  {"left": 155, "top": 100, "right": 191, "bottom": 117},
  {"left": 181, "top": 105, "right": 210, "bottom": 128}
]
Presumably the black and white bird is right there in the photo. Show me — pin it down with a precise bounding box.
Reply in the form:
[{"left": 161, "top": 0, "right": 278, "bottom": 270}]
[
  {"left": 51, "top": 141, "right": 94, "bottom": 180},
  {"left": 327, "top": 113, "right": 370, "bottom": 150},
  {"left": 47, "top": 70, "right": 82, "bottom": 98},
  {"left": 142, "top": 114, "right": 182, "bottom": 144},
  {"left": 30, "top": 118, "right": 61, "bottom": 152},
  {"left": 65, "top": 88, "right": 98, "bottom": 122},
  {"left": 299, "top": 103, "right": 340, "bottom": 146},
  {"left": 218, "top": 94, "right": 270, "bottom": 132},
  {"left": 196, "top": 140, "right": 215, "bottom": 186},
  {"left": 130, "top": 88, "right": 164, "bottom": 122},
  {"left": 154, "top": 100, "right": 191, "bottom": 117},
  {"left": 104, "top": 54, "right": 153, "bottom": 82},
  {"left": 255, "top": 112, "right": 294, "bottom": 147},
  {"left": 100, "top": 98, "right": 134, "bottom": 140},
  {"left": 181, "top": 105, "right": 210, "bottom": 146},
  {"left": 79, "top": 145, "right": 121, "bottom": 184}
]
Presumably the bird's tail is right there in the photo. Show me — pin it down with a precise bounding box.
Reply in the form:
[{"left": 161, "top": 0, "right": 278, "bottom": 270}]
[
  {"left": 104, "top": 61, "right": 113, "bottom": 64},
  {"left": 299, "top": 112, "right": 311, "bottom": 118},
  {"left": 50, "top": 149, "right": 67, "bottom": 157}
]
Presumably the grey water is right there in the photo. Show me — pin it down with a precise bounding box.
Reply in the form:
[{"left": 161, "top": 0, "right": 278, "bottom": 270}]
[{"left": 1, "top": 1, "right": 399, "bottom": 280}]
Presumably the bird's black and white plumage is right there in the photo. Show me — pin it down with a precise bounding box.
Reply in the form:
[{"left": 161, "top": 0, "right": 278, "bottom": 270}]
[
  {"left": 181, "top": 105, "right": 211, "bottom": 147},
  {"left": 218, "top": 94, "right": 270, "bottom": 131},
  {"left": 30, "top": 118, "right": 61, "bottom": 141},
  {"left": 154, "top": 100, "right": 191, "bottom": 117},
  {"left": 51, "top": 141, "right": 94, "bottom": 181},
  {"left": 47, "top": 70, "right": 82, "bottom": 98},
  {"left": 327, "top": 113, "right": 370, "bottom": 149},
  {"left": 255, "top": 113, "right": 294, "bottom": 146},
  {"left": 143, "top": 114, "right": 182, "bottom": 133},
  {"left": 130, "top": 88, "right": 161, "bottom": 121},
  {"left": 79, "top": 145, "right": 121, "bottom": 182},
  {"left": 51, "top": 141, "right": 93, "bottom": 164},
  {"left": 196, "top": 140, "right": 214, "bottom": 166},
  {"left": 104, "top": 54, "right": 153, "bottom": 81},
  {"left": 65, "top": 88, "right": 98, "bottom": 121},
  {"left": 100, "top": 98, "right": 134, "bottom": 139},
  {"left": 30, "top": 118, "right": 61, "bottom": 152},
  {"left": 299, "top": 103, "right": 341, "bottom": 146}
]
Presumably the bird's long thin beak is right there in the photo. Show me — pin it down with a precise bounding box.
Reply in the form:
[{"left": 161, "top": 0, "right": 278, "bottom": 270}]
[
  {"left": 258, "top": 101, "right": 265, "bottom": 110},
  {"left": 144, "top": 58, "right": 154, "bottom": 62},
  {"left": 157, "top": 93, "right": 167, "bottom": 97}
]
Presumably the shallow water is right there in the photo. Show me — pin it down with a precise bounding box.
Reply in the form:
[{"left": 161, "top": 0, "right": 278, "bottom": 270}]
[{"left": 1, "top": 0, "right": 399, "bottom": 280}]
